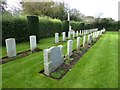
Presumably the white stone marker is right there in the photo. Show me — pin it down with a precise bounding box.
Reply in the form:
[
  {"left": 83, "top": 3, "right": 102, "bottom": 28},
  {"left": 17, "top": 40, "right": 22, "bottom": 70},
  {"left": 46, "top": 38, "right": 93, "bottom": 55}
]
[
  {"left": 77, "top": 37, "right": 81, "bottom": 50},
  {"left": 68, "top": 31, "right": 71, "bottom": 39},
  {"left": 93, "top": 32, "right": 95, "bottom": 38},
  {"left": 73, "top": 31, "right": 75, "bottom": 39},
  {"left": 76, "top": 31, "right": 79, "bottom": 37},
  {"left": 62, "top": 32, "right": 66, "bottom": 41},
  {"left": 5, "top": 38, "right": 16, "bottom": 57},
  {"left": 55, "top": 33, "right": 59, "bottom": 44},
  {"left": 90, "top": 34, "right": 92, "bottom": 44},
  {"left": 30, "top": 35, "right": 37, "bottom": 51},
  {"left": 79, "top": 30, "right": 81, "bottom": 36},
  {"left": 58, "top": 45, "right": 64, "bottom": 59},
  {"left": 83, "top": 35, "right": 86, "bottom": 47},
  {"left": 44, "top": 45, "right": 64, "bottom": 75},
  {"left": 87, "top": 34, "right": 90, "bottom": 44},
  {"left": 67, "top": 40, "right": 73, "bottom": 57},
  {"left": 69, "top": 25, "right": 72, "bottom": 31}
]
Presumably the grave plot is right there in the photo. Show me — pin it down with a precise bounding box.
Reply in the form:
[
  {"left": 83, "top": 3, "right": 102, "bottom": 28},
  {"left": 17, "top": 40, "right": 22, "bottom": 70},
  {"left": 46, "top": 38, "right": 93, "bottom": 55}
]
[
  {"left": 2, "top": 32, "right": 118, "bottom": 88},
  {"left": 1, "top": 35, "right": 42, "bottom": 64},
  {"left": 40, "top": 29, "right": 102, "bottom": 80}
]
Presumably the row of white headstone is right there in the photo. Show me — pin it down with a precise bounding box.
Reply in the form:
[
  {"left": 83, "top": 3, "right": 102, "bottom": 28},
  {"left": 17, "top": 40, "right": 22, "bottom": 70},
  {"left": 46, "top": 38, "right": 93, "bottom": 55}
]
[
  {"left": 44, "top": 28, "right": 106, "bottom": 75},
  {"left": 5, "top": 35, "right": 37, "bottom": 58},
  {"left": 4, "top": 28, "right": 105, "bottom": 58},
  {"left": 54, "top": 28, "right": 104, "bottom": 44}
]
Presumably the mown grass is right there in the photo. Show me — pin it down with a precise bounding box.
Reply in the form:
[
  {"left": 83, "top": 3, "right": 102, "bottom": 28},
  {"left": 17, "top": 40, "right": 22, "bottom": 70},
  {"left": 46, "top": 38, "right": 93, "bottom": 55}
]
[{"left": 2, "top": 32, "right": 118, "bottom": 88}]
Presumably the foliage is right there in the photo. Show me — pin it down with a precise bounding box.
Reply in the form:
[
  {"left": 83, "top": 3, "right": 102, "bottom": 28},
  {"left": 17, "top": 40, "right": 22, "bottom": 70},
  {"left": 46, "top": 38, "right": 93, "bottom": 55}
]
[
  {"left": 2, "top": 15, "right": 28, "bottom": 45},
  {"left": 22, "top": 1, "right": 67, "bottom": 20},
  {"left": 2, "top": 15, "right": 62, "bottom": 45},
  {"left": 2, "top": 15, "right": 119, "bottom": 46},
  {"left": 92, "top": 18, "right": 118, "bottom": 31},
  {"left": 21, "top": 1, "right": 84, "bottom": 21},
  {"left": 27, "top": 15, "right": 40, "bottom": 43},
  {"left": 62, "top": 21, "right": 69, "bottom": 35},
  {"left": 70, "top": 21, "right": 85, "bottom": 30},
  {"left": 69, "top": 8, "right": 82, "bottom": 21}
]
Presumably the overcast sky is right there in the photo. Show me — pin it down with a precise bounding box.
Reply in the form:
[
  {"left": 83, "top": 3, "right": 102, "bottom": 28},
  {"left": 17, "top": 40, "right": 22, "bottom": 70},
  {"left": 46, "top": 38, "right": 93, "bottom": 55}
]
[{"left": 6, "top": 0, "right": 119, "bottom": 21}]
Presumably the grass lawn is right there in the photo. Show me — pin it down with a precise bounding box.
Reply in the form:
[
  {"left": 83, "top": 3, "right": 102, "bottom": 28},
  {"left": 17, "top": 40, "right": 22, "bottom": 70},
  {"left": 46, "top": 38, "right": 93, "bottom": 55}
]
[{"left": 1, "top": 32, "right": 118, "bottom": 88}]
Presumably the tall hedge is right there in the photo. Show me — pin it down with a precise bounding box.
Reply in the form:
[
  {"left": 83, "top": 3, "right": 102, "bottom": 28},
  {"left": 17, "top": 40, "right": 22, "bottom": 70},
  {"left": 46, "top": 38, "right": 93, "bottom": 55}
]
[
  {"left": 27, "top": 16, "right": 40, "bottom": 43},
  {"left": 38, "top": 17, "right": 62, "bottom": 38},
  {"left": 70, "top": 21, "right": 85, "bottom": 30},
  {"left": 2, "top": 16, "right": 28, "bottom": 45},
  {"left": 2, "top": 16, "right": 62, "bottom": 45},
  {"left": 2, "top": 15, "right": 119, "bottom": 46},
  {"left": 62, "top": 21, "right": 69, "bottom": 36}
]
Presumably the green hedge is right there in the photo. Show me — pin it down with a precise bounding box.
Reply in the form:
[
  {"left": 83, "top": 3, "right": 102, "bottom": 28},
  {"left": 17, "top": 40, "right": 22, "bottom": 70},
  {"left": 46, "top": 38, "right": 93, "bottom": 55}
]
[
  {"left": 2, "top": 15, "right": 119, "bottom": 46},
  {"left": 2, "top": 16, "right": 62, "bottom": 45},
  {"left": 27, "top": 16, "right": 40, "bottom": 43},
  {"left": 38, "top": 17, "right": 62, "bottom": 38},
  {"left": 2, "top": 16, "right": 28, "bottom": 45}
]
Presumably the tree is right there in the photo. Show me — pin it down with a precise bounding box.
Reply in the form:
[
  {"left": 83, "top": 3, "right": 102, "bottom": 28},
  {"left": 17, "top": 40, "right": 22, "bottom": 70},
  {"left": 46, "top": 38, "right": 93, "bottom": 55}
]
[
  {"left": 69, "top": 8, "right": 82, "bottom": 21},
  {"left": 0, "top": 0, "right": 7, "bottom": 13},
  {"left": 21, "top": 1, "right": 68, "bottom": 20}
]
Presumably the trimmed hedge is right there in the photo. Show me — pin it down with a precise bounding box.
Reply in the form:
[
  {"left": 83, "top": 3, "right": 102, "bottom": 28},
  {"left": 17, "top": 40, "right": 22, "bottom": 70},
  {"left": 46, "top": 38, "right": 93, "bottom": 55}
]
[
  {"left": 38, "top": 17, "right": 62, "bottom": 38},
  {"left": 2, "top": 16, "right": 28, "bottom": 45},
  {"left": 70, "top": 21, "right": 85, "bottom": 30},
  {"left": 2, "top": 15, "right": 119, "bottom": 45},
  {"left": 27, "top": 16, "right": 40, "bottom": 43},
  {"left": 2, "top": 16, "right": 62, "bottom": 45}
]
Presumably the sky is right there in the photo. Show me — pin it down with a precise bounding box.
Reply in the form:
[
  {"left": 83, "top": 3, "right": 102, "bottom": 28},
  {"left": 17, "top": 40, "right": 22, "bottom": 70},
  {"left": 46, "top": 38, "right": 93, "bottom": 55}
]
[{"left": 6, "top": 0, "right": 120, "bottom": 21}]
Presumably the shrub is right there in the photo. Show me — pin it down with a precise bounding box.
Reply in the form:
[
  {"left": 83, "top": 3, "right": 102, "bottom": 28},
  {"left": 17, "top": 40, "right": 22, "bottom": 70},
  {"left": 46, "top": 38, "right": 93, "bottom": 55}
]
[
  {"left": 62, "top": 21, "right": 69, "bottom": 36},
  {"left": 2, "top": 16, "right": 28, "bottom": 45},
  {"left": 27, "top": 15, "right": 40, "bottom": 43},
  {"left": 70, "top": 21, "right": 85, "bottom": 30}
]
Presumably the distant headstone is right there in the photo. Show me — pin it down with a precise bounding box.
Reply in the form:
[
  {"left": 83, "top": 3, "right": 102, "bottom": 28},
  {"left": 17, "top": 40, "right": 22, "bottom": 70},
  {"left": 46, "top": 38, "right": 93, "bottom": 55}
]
[
  {"left": 55, "top": 33, "right": 59, "bottom": 44},
  {"left": 87, "top": 34, "right": 90, "bottom": 44},
  {"left": 62, "top": 32, "right": 66, "bottom": 41},
  {"left": 79, "top": 30, "right": 81, "bottom": 36},
  {"left": 5, "top": 38, "right": 16, "bottom": 57},
  {"left": 92, "top": 32, "right": 95, "bottom": 39},
  {"left": 76, "top": 31, "right": 79, "bottom": 37},
  {"left": 69, "top": 26, "right": 72, "bottom": 31},
  {"left": 68, "top": 31, "right": 71, "bottom": 39},
  {"left": 67, "top": 40, "right": 73, "bottom": 57},
  {"left": 44, "top": 45, "right": 64, "bottom": 75},
  {"left": 90, "top": 34, "right": 92, "bottom": 44},
  {"left": 30, "top": 35, "right": 37, "bottom": 51},
  {"left": 83, "top": 35, "right": 86, "bottom": 47},
  {"left": 73, "top": 31, "right": 75, "bottom": 39},
  {"left": 77, "top": 37, "right": 81, "bottom": 50}
]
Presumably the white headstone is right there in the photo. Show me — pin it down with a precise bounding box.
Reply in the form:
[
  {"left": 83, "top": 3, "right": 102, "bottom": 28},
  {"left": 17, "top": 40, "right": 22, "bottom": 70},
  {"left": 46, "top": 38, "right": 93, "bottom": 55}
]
[
  {"left": 77, "top": 37, "right": 81, "bottom": 50},
  {"left": 69, "top": 26, "right": 71, "bottom": 31},
  {"left": 30, "top": 35, "right": 37, "bottom": 51},
  {"left": 76, "top": 31, "right": 79, "bottom": 37},
  {"left": 92, "top": 32, "right": 95, "bottom": 39},
  {"left": 90, "top": 34, "right": 92, "bottom": 44},
  {"left": 55, "top": 33, "right": 59, "bottom": 44},
  {"left": 79, "top": 30, "right": 81, "bottom": 36},
  {"left": 67, "top": 40, "right": 73, "bottom": 57},
  {"left": 68, "top": 12, "right": 70, "bottom": 21},
  {"left": 68, "top": 31, "right": 71, "bottom": 39},
  {"left": 62, "top": 32, "right": 66, "bottom": 41},
  {"left": 83, "top": 35, "right": 86, "bottom": 47},
  {"left": 87, "top": 34, "right": 90, "bottom": 44},
  {"left": 73, "top": 31, "right": 75, "bottom": 39},
  {"left": 5, "top": 38, "right": 16, "bottom": 57},
  {"left": 44, "top": 45, "right": 64, "bottom": 75}
]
